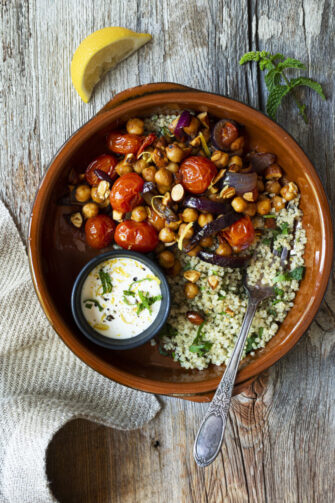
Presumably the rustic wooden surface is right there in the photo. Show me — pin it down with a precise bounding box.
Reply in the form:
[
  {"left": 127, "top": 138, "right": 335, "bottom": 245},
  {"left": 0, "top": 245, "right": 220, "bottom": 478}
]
[{"left": 1, "top": 0, "right": 335, "bottom": 502}]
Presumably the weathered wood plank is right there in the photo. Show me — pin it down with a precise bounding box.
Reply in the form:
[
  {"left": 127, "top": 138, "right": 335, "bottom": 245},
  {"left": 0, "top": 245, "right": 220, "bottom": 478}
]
[{"left": 1, "top": 0, "right": 334, "bottom": 502}]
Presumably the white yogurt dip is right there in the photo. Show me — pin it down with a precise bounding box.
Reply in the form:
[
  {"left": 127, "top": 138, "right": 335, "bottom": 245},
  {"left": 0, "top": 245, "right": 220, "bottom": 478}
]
[{"left": 81, "top": 257, "right": 162, "bottom": 339}]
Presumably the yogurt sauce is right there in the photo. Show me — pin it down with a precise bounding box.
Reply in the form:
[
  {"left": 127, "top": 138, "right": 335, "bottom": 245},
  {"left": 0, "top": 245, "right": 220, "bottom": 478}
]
[{"left": 81, "top": 257, "right": 162, "bottom": 339}]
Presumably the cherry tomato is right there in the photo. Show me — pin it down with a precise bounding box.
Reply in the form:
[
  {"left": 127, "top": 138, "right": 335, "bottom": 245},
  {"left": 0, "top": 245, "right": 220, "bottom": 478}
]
[
  {"left": 114, "top": 221, "right": 158, "bottom": 252},
  {"left": 136, "top": 132, "right": 156, "bottom": 159},
  {"left": 110, "top": 173, "right": 144, "bottom": 213},
  {"left": 85, "top": 154, "right": 118, "bottom": 186},
  {"left": 180, "top": 156, "right": 217, "bottom": 194},
  {"left": 108, "top": 131, "right": 143, "bottom": 154},
  {"left": 222, "top": 216, "right": 255, "bottom": 251},
  {"left": 85, "top": 215, "right": 116, "bottom": 249}
]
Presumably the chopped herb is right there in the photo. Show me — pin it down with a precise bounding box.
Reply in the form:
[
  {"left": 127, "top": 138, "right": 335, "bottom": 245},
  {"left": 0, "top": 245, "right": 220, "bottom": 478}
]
[
  {"left": 268, "top": 308, "right": 277, "bottom": 317},
  {"left": 122, "top": 289, "right": 136, "bottom": 305},
  {"left": 219, "top": 311, "right": 227, "bottom": 315},
  {"left": 158, "top": 323, "right": 178, "bottom": 338},
  {"left": 98, "top": 269, "right": 113, "bottom": 295},
  {"left": 263, "top": 214, "right": 277, "bottom": 218},
  {"left": 218, "top": 294, "right": 226, "bottom": 300},
  {"left": 245, "top": 333, "right": 257, "bottom": 353},
  {"left": 272, "top": 287, "right": 284, "bottom": 304},
  {"left": 262, "top": 238, "right": 272, "bottom": 246},
  {"left": 273, "top": 272, "right": 291, "bottom": 283},
  {"left": 136, "top": 291, "right": 162, "bottom": 315},
  {"left": 290, "top": 266, "right": 305, "bottom": 281},
  {"left": 211, "top": 271, "right": 219, "bottom": 276},
  {"left": 129, "top": 277, "right": 155, "bottom": 289},
  {"left": 258, "top": 327, "right": 264, "bottom": 337},
  {"left": 172, "top": 351, "right": 176, "bottom": 359},
  {"left": 83, "top": 298, "right": 103, "bottom": 312},
  {"left": 280, "top": 222, "right": 290, "bottom": 235},
  {"left": 158, "top": 346, "right": 168, "bottom": 356},
  {"left": 275, "top": 246, "right": 283, "bottom": 254},
  {"left": 189, "top": 322, "right": 213, "bottom": 356},
  {"left": 183, "top": 262, "right": 192, "bottom": 271},
  {"left": 160, "top": 125, "right": 173, "bottom": 138}
]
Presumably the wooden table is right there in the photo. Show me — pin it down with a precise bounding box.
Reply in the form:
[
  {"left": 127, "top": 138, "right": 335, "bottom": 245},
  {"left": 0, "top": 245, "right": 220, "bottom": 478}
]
[{"left": 2, "top": 1, "right": 334, "bottom": 501}]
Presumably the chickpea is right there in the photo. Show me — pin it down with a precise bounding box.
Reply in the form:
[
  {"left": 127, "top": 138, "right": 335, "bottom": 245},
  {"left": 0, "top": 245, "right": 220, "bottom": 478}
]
[
  {"left": 265, "top": 180, "right": 281, "bottom": 194},
  {"left": 154, "top": 242, "right": 165, "bottom": 254},
  {"left": 184, "top": 282, "right": 200, "bottom": 299},
  {"left": 142, "top": 166, "right": 157, "bottom": 182},
  {"left": 211, "top": 150, "right": 229, "bottom": 168},
  {"left": 158, "top": 184, "right": 171, "bottom": 195},
  {"left": 133, "top": 159, "right": 147, "bottom": 174},
  {"left": 155, "top": 168, "right": 173, "bottom": 187},
  {"left": 158, "top": 250, "right": 175, "bottom": 269},
  {"left": 178, "top": 223, "right": 194, "bottom": 239},
  {"left": 182, "top": 208, "right": 198, "bottom": 223},
  {"left": 152, "top": 147, "right": 168, "bottom": 168},
  {"left": 228, "top": 155, "right": 243, "bottom": 168},
  {"left": 166, "top": 143, "right": 184, "bottom": 163},
  {"left": 82, "top": 202, "right": 99, "bottom": 219},
  {"left": 131, "top": 206, "right": 147, "bottom": 222},
  {"left": 257, "top": 177, "right": 265, "bottom": 192},
  {"left": 216, "top": 241, "right": 232, "bottom": 256},
  {"left": 256, "top": 197, "right": 272, "bottom": 215},
  {"left": 115, "top": 162, "right": 133, "bottom": 176},
  {"left": 187, "top": 245, "right": 202, "bottom": 257},
  {"left": 75, "top": 184, "right": 91, "bottom": 203},
  {"left": 244, "top": 203, "right": 257, "bottom": 217},
  {"left": 198, "top": 213, "right": 214, "bottom": 227},
  {"left": 280, "top": 182, "right": 298, "bottom": 201},
  {"left": 272, "top": 195, "right": 286, "bottom": 212},
  {"left": 167, "top": 259, "right": 181, "bottom": 277},
  {"left": 166, "top": 220, "right": 181, "bottom": 231},
  {"left": 91, "top": 186, "right": 104, "bottom": 203},
  {"left": 231, "top": 196, "right": 247, "bottom": 213},
  {"left": 200, "top": 236, "right": 214, "bottom": 247},
  {"left": 183, "top": 117, "right": 200, "bottom": 136},
  {"left": 166, "top": 162, "right": 179, "bottom": 174},
  {"left": 158, "top": 227, "right": 177, "bottom": 243},
  {"left": 126, "top": 118, "right": 144, "bottom": 135}
]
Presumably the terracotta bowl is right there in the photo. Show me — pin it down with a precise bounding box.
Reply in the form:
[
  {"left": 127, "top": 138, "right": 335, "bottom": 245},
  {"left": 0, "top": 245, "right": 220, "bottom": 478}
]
[{"left": 28, "top": 83, "right": 333, "bottom": 402}]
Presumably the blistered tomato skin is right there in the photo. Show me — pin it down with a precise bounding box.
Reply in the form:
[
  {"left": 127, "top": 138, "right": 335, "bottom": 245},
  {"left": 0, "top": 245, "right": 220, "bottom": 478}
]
[
  {"left": 223, "top": 215, "right": 255, "bottom": 251},
  {"left": 180, "top": 156, "right": 217, "bottom": 194},
  {"left": 85, "top": 154, "right": 118, "bottom": 186},
  {"left": 114, "top": 221, "right": 158, "bottom": 253},
  {"left": 85, "top": 215, "right": 116, "bottom": 249},
  {"left": 110, "top": 173, "right": 144, "bottom": 213},
  {"left": 108, "top": 131, "right": 143, "bottom": 154}
]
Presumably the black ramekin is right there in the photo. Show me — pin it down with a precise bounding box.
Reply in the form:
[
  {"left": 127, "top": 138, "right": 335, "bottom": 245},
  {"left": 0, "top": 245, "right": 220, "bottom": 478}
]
[{"left": 71, "top": 250, "right": 171, "bottom": 350}]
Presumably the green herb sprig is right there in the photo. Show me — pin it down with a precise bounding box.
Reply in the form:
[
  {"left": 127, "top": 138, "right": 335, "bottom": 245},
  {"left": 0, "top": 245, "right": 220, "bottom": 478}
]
[
  {"left": 189, "top": 323, "right": 213, "bottom": 356},
  {"left": 83, "top": 298, "right": 103, "bottom": 312},
  {"left": 239, "top": 51, "right": 325, "bottom": 123},
  {"left": 98, "top": 269, "right": 113, "bottom": 295},
  {"left": 273, "top": 265, "right": 305, "bottom": 283}
]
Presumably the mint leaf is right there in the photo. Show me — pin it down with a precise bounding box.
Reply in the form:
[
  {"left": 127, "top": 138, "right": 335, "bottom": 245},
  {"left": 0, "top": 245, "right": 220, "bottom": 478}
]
[
  {"left": 264, "top": 68, "right": 282, "bottom": 91},
  {"left": 98, "top": 269, "right": 113, "bottom": 295},
  {"left": 266, "top": 85, "right": 291, "bottom": 119},
  {"left": 83, "top": 298, "right": 103, "bottom": 312},
  {"left": 189, "top": 323, "right": 213, "bottom": 356},
  {"left": 290, "top": 266, "right": 305, "bottom": 281},
  {"left": 278, "top": 58, "right": 306, "bottom": 71},
  {"left": 239, "top": 51, "right": 260, "bottom": 64},
  {"left": 289, "top": 77, "right": 326, "bottom": 100}
]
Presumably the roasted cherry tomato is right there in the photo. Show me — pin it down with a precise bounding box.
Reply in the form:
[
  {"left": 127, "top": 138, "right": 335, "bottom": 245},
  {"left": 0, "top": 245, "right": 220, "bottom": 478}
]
[
  {"left": 180, "top": 156, "right": 217, "bottom": 194},
  {"left": 85, "top": 215, "right": 116, "bottom": 249},
  {"left": 212, "top": 119, "right": 239, "bottom": 151},
  {"left": 222, "top": 216, "right": 255, "bottom": 251},
  {"left": 108, "top": 131, "right": 143, "bottom": 154},
  {"left": 110, "top": 173, "right": 144, "bottom": 213},
  {"left": 137, "top": 133, "right": 156, "bottom": 159},
  {"left": 114, "top": 221, "right": 158, "bottom": 252},
  {"left": 85, "top": 154, "right": 118, "bottom": 186}
]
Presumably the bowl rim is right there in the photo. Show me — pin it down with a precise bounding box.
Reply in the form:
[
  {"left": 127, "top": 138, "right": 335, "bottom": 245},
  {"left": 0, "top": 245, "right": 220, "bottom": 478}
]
[
  {"left": 28, "top": 86, "right": 334, "bottom": 395},
  {"left": 71, "top": 249, "right": 171, "bottom": 350}
]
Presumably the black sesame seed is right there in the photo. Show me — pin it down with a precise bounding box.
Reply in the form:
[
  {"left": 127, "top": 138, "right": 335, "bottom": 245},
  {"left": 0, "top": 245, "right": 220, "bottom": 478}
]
[{"left": 106, "top": 315, "right": 114, "bottom": 322}]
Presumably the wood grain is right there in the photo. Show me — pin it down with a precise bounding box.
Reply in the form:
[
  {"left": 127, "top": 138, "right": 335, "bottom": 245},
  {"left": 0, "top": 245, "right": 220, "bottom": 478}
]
[{"left": 1, "top": 0, "right": 334, "bottom": 502}]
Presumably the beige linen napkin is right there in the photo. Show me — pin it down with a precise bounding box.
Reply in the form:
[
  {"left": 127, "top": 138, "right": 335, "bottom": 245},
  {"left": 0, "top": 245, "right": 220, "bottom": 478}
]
[{"left": 0, "top": 200, "right": 160, "bottom": 503}]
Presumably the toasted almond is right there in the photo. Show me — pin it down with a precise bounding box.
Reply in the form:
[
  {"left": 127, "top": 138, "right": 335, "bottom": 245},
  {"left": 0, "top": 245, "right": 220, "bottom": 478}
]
[
  {"left": 112, "top": 210, "right": 124, "bottom": 222},
  {"left": 70, "top": 212, "right": 83, "bottom": 228},
  {"left": 171, "top": 183, "right": 185, "bottom": 202},
  {"left": 208, "top": 275, "right": 219, "bottom": 290},
  {"left": 183, "top": 270, "right": 200, "bottom": 283},
  {"left": 226, "top": 307, "right": 235, "bottom": 316},
  {"left": 220, "top": 185, "right": 236, "bottom": 199}
]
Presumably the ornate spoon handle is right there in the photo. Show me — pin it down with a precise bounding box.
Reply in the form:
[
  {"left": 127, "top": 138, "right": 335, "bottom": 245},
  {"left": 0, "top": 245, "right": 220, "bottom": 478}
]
[{"left": 193, "top": 296, "right": 260, "bottom": 467}]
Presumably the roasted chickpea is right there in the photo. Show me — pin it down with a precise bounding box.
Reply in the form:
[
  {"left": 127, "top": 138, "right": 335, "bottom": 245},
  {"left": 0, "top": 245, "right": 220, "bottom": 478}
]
[
  {"left": 166, "top": 143, "right": 184, "bottom": 163},
  {"left": 178, "top": 223, "right": 194, "bottom": 239},
  {"left": 280, "top": 182, "right": 298, "bottom": 201},
  {"left": 182, "top": 208, "right": 198, "bottom": 223},
  {"left": 265, "top": 163, "right": 283, "bottom": 180},
  {"left": 185, "top": 282, "right": 200, "bottom": 299},
  {"left": 272, "top": 195, "right": 286, "bottom": 212},
  {"left": 257, "top": 177, "right": 265, "bottom": 192},
  {"left": 152, "top": 147, "right": 168, "bottom": 168},
  {"left": 198, "top": 213, "right": 214, "bottom": 227},
  {"left": 133, "top": 158, "right": 147, "bottom": 174},
  {"left": 244, "top": 203, "right": 257, "bottom": 217},
  {"left": 115, "top": 162, "right": 133, "bottom": 176},
  {"left": 187, "top": 245, "right": 202, "bottom": 257},
  {"left": 158, "top": 250, "right": 175, "bottom": 269},
  {"left": 216, "top": 241, "right": 232, "bottom": 256},
  {"left": 155, "top": 168, "right": 173, "bottom": 187},
  {"left": 131, "top": 205, "right": 147, "bottom": 222},
  {"left": 158, "top": 227, "right": 177, "bottom": 243},
  {"left": 166, "top": 220, "right": 181, "bottom": 231},
  {"left": 142, "top": 166, "right": 157, "bottom": 182},
  {"left": 82, "top": 202, "right": 99, "bottom": 219},
  {"left": 231, "top": 196, "right": 247, "bottom": 213},
  {"left": 183, "top": 117, "right": 200, "bottom": 136},
  {"left": 265, "top": 180, "right": 281, "bottom": 194},
  {"left": 256, "top": 197, "right": 271, "bottom": 215},
  {"left": 211, "top": 150, "right": 229, "bottom": 168},
  {"left": 200, "top": 236, "right": 214, "bottom": 247},
  {"left": 228, "top": 155, "right": 243, "bottom": 168},
  {"left": 126, "top": 118, "right": 144, "bottom": 135},
  {"left": 230, "top": 136, "right": 245, "bottom": 151},
  {"left": 166, "top": 162, "right": 179, "bottom": 173},
  {"left": 167, "top": 259, "right": 182, "bottom": 277},
  {"left": 91, "top": 186, "right": 105, "bottom": 203},
  {"left": 75, "top": 184, "right": 91, "bottom": 203}
]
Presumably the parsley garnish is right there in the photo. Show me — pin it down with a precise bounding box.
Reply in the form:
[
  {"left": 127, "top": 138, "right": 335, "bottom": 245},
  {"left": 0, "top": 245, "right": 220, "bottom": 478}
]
[
  {"left": 262, "top": 238, "right": 272, "bottom": 246},
  {"left": 122, "top": 289, "right": 136, "bottom": 305},
  {"left": 239, "top": 51, "right": 325, "bottom": 123},
  {"left": 189, "top": 323, "right": 213, "bottom": 356},
  {"left": 272, "top": 287, "right": 284, "bottom": 304},
  {"left": 274, "top": 266, "right": 305, "bottom": 283},
  {"left": 258, "top": 327, "right": 264, "bottom": 338},
  {"left": 268, "top": 308, "right": 277, "bottom": 317},
  {"left": 218, "top": 294, "right": 226, "bottom": 300},
  {"left": 98, "top": 269, "right": 113, "bottom": 295},
  {"left": 245, "top": 333, "right": 257, "bottom": 353},
  {"left": 136, "top": 291, "right": 162, "bottom": 315},
  {"left": 280, "top": 222, "right": 290, "bottom": 235},
  {"left": 83, "top": 298, "right": 103, "bottom": 312}
]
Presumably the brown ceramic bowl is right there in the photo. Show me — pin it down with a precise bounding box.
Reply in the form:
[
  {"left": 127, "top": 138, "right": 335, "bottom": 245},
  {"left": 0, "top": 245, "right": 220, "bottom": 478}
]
[{"left": 28, "top": 83, "right": 333, "bottom": 401}]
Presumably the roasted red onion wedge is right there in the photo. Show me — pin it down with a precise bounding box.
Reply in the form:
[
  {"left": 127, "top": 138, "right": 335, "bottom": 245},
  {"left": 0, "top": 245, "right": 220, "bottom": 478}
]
[
  {"left": 184, "top": 212, "right": 241, "bottom": 251},
  {"left": 246, "top": 152, "right": 276, "bottom": 173},
  {"left": 174, "top": 111, "right": 192, "bottom": 139},
  {"left": 183, "top": 196, "right": 232, "bottom": 214},
  {"left": 220, "top": 172, "right": 257, "bottom": 194},
  {"left": 198, "top": 250, "right": 251, "bottom": 268}
]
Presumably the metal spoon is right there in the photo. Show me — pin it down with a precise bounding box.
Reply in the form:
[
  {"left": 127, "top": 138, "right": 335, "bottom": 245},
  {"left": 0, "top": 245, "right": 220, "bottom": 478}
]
[{"left": 193, "top": 274, "right": 274, "bottom": 467}]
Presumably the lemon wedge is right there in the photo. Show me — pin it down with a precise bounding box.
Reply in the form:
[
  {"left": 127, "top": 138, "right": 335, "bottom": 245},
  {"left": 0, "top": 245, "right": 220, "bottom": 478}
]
[{"left": 71, "top": 27, "right": 152, "bottom": 103}]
